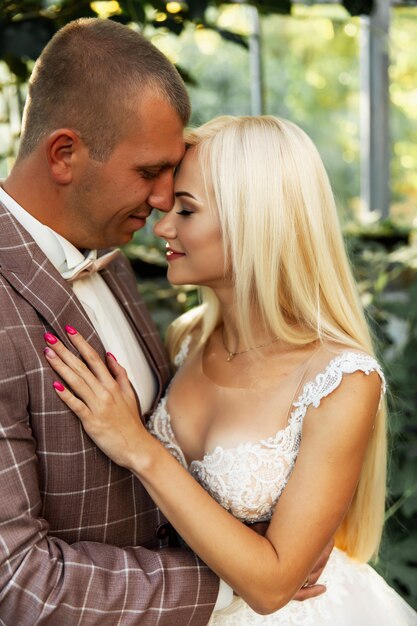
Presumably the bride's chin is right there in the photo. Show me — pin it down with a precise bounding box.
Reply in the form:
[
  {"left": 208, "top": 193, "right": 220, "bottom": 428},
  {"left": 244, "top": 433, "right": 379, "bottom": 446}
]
[{"left": 166, "top": 271, "right": 190, "bottom": 287}]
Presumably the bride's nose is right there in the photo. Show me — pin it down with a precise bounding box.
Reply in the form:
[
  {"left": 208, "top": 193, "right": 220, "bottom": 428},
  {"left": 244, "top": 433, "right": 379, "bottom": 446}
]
[{"left": 153, "top": 210, "right": 177, "bottom": 240}]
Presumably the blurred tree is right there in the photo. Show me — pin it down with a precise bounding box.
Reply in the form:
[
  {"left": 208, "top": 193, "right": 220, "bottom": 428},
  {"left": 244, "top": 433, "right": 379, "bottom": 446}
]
[{"left": 0, "top": 0, "right": 373, "bottom": 82}]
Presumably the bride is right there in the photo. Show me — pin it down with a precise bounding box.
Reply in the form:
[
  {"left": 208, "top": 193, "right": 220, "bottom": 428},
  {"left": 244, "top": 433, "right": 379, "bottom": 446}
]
[{"left": 44, "top": 115, "right": 416, "bottom": 624}]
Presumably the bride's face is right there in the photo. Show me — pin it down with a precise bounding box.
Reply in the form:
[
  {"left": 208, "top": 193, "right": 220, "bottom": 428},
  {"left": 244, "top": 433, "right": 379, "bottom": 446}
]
[{"left": 154, "top": 147, "right": 231, "bottom": 290}]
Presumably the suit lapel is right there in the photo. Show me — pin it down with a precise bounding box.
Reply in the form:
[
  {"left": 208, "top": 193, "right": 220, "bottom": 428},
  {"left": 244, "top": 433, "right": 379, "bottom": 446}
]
[{"left": 0, "top": 203, "right": 103, "bottom": 352}]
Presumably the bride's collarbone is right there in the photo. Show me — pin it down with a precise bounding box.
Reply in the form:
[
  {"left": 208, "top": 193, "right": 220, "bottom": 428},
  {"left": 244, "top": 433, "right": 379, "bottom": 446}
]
[
  {"left": 201, "top": 347, "right": 316, "bottom": 392},
  {"left": 168, "top": 368, "right": 297, "bottom": 455}
]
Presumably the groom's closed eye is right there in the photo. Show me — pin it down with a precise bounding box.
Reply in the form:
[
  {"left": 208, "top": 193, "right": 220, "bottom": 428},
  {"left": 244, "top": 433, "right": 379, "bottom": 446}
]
[{"left": 138, "top": 168, "right": 163, "bottom": 180}]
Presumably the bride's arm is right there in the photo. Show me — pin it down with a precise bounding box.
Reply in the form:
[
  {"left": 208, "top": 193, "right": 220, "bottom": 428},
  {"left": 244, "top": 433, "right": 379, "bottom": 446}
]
[{"left": 44, "top": 330, "right": 381, "bottom": 615}]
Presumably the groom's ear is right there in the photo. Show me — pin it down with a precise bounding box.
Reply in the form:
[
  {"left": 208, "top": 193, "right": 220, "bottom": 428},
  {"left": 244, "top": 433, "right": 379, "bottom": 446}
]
[{"left": 45, "top": 129, "right": 84, "bottom": 185}]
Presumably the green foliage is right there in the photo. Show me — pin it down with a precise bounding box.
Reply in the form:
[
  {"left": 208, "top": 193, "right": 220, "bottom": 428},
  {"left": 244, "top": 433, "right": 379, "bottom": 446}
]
[
  {"left": 376, "top": 283, "right": 417, "bottom": 606},
  {"left": 333, "top": 227, "right": 417, "bottom": 608},
  {"left": 0, "top": 0, "right": 374, "bottom": 79}
]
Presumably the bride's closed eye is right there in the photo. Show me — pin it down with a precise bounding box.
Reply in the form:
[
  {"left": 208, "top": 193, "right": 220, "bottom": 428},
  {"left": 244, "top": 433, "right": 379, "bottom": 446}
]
[{"left": 176, "top": 208, "right": 193, "bottom": 217}]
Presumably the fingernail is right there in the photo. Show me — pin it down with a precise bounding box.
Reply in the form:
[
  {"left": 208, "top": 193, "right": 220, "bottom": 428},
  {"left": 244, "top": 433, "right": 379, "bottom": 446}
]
[
  {"left": 44, "top": 347, "right": 57, "bottom": 358},
  {"left": 44, "top": 332, "right": 58, "bottom": 345},
  {"left": 65, "top": 325, "right": 78, "bottom": 335},
  {"left": 106, "top": 352, "right": 117, "bottom": 362},
  {"left": 53, "top": 381, "right": 65, "bottom": 392}
]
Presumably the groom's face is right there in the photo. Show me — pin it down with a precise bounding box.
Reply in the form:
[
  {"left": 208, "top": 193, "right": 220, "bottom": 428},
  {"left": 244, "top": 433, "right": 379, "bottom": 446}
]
[{"left": 65, "top": 95, "right": 185, "bottom": 250}]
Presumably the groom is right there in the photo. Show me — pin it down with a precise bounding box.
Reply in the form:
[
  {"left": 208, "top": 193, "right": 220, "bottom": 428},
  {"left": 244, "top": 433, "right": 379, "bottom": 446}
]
[{"left": 0, "top": 18, "right": 327, "bottom": 624}]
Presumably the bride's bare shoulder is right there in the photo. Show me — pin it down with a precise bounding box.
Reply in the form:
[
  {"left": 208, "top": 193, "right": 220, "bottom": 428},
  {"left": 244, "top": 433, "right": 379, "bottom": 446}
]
[{"left": 298, "top": 340, "right": 381, "bottom": 388}]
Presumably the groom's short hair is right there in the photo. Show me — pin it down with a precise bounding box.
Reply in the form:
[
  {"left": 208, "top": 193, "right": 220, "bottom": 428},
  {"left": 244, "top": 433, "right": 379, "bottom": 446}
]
[{"left": 18, "top": 18, "right": 190, "bottom": 161}]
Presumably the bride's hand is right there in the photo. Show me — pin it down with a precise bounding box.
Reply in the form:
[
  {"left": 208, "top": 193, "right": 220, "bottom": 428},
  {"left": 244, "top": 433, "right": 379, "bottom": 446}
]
[{"left": 43, "top": 326, "right": 151, "bottom": 469}]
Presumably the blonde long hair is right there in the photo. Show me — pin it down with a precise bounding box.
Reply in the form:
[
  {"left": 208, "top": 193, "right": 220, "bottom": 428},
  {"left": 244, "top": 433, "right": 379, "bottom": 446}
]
[{"left": 167, "top": 115, "right": 387, "bottom": 562}]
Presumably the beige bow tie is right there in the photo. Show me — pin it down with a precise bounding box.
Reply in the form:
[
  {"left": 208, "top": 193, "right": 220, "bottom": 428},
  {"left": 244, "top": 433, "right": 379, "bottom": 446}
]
[{"left": 63, "top": 249, "right": 121, "bottom": 282}]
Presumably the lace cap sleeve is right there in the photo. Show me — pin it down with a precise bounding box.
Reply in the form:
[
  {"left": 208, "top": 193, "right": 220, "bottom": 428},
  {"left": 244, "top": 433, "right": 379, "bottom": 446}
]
[
  {"left": 291, "top": 352, "right": 386, "bottom": 423},
  {"left": 173, "top": 334, "right": 192, "bottom": 368}
]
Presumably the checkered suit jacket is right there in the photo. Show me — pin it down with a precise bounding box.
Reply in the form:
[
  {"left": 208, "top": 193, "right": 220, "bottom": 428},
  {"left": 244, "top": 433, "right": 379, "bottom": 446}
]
[{"left": 0, "top": 201, "right": 219, "bottom": 625}]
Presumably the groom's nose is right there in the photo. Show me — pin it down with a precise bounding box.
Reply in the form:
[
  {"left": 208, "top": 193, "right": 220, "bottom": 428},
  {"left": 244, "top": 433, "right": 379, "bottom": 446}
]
[{"left": 148, "top": 170, "right": 175, "bottom": 213}]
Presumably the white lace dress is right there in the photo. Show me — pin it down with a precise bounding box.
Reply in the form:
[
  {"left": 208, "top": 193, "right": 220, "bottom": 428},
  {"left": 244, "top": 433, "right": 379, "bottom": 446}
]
[{"left": 148, "top": 338, "right": 417, "bottom": 625}]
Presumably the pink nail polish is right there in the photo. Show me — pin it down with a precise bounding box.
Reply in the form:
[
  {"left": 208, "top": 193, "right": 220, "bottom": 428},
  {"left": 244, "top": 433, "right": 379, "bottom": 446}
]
[
  {"left": 43, "top": 347, "right": 56, "bottom": 358},
  {"left": 44, "top": 332, "right": 58, "bottom": 345},
  {"left": 65, "top": 325, "right": 78, "bottom": 335},
  {"left": 53, "top": 381, "right": 65, "bottom": 392},
  {"left": 106, "top": 352, "right": 117, "bottom": 362}
]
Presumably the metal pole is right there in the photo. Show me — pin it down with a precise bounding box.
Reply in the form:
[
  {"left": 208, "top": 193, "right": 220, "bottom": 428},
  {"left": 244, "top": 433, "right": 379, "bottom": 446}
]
[
  {"left": 248, "top": 4, "right": 265, "bottom": 115},
  {"left": 360, "top": 0, "right": 390, "bottom": 219}
]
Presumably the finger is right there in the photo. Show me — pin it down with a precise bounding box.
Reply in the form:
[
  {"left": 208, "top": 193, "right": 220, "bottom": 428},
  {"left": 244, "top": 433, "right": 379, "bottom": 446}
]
[
  {"left": 293, "top": 584, "right": 326, "bottom": 601},
  {"left": 44, "top": 347, "right": 98, "bottom": 406},
  {"left": 317, "top": 537, "right": 334, "bottom": 566},
  {"left": 43, "top": 333, "right": 100, "bottom": 392},
  {"left": 105, "top": 353, "right": 143, "bottom": 422},
  {"left": 105, "top": 353, "right": 135, "bottom": 397},
  {"left": 308, "top": 538, "right": 334, "bottom": 583},
  {"left": 44, "top": 331, "right": 101, "bottom": 387},
  {"left": 306, "top": 562, "right": 322, "bottom": 585},
  {"left": 52, "top": 380, "right": 91, "bottom": 422},
  {"left": 306, "top": 570, "right": 320, "bottom": 585},
  {"left": 65, "top": 326, "right": 116, "bottom": 385}
]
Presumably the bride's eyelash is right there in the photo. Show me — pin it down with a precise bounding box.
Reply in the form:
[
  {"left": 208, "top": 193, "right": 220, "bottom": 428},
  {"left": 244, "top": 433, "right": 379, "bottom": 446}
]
[{"left": 176, "top": 209, "right": 193, "bottom": 217}]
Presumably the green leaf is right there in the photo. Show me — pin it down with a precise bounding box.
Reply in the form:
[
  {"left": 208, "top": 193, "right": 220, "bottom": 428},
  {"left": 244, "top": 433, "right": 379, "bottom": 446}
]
[
  {"left": 118, "top": 0, "right": 146, "bottom": 24},
  {"left": 215, "top": 28, "right": 248, "bottom": 49},
  {"left": 2, "top": 53, "right": 30, "bottom": 80},
  {"left": 0, "top": 18, "right": 55, "bottom": 61}
]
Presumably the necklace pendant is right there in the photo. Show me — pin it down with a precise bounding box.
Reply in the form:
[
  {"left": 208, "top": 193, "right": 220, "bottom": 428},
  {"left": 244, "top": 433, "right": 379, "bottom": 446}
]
[{"left": 221, "top": 324, "right": 280, "bottom": 361}]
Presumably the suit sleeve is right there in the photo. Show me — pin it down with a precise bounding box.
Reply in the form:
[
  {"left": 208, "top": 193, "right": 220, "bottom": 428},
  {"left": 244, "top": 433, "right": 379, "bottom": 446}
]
[{"left": 0, "top": 328, "right": 219, "bottom": 625}]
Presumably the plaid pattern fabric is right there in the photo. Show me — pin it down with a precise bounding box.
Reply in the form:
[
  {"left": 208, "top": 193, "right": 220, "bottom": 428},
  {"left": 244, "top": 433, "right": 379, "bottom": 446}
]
[{"left": 0, "top": 202, "right": 218, "bottom": 625}]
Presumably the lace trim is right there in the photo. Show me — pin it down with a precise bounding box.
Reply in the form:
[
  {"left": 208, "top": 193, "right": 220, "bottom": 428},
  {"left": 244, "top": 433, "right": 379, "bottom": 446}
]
[
  {"left": 288, "top": 351, "right": 386, "bottom": 428},
  {"left": 147, "top": 339, "right": 385, "bottom": 523},
  {"left": 189, "top": 439, "right": 299, "bottom": 522},
  {"left": 148, "top": 396, "right": 188, "bottom": 469},
  {"left": 173, "top": 334, "right": 192, "bottom": 369},
  {"left": 295, "top": 351, "right": 386, "bottom": 410}
]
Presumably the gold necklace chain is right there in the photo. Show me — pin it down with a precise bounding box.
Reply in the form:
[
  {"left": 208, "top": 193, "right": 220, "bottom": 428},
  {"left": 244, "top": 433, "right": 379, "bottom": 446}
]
[{"left": 221, "top": 326, "right": 280, "bottom": 362}]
